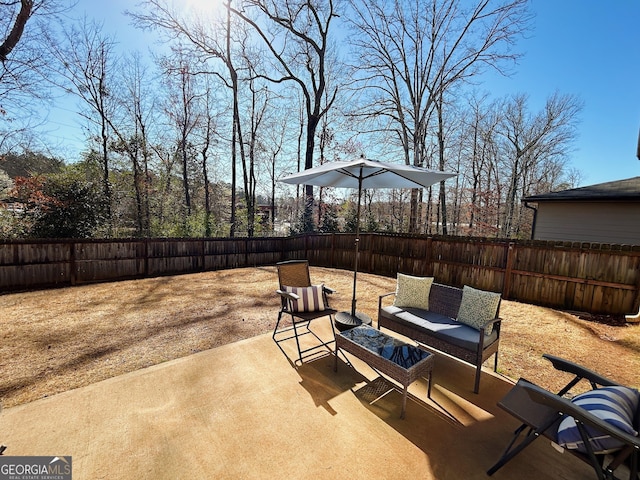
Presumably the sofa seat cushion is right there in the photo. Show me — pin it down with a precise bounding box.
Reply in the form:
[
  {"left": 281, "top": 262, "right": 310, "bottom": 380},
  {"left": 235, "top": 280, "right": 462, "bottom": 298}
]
[{"left": 380, "top": 306, "right": 498, "bottom": 351}]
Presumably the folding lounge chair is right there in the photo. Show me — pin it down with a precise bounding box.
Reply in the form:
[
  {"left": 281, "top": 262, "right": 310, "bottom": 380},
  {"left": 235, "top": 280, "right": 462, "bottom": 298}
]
[
  {"left": 273, "top": 260, "right": 337, "bottom": 363},
  {"left": 488, "top": 354, "right": 640, "bottom": 480}
]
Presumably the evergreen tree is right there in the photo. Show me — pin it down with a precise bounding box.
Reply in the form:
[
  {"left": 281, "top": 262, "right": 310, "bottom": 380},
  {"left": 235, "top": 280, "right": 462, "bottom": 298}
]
[{"left": 318, "top": 203, "right": 339, "bottom": 233}]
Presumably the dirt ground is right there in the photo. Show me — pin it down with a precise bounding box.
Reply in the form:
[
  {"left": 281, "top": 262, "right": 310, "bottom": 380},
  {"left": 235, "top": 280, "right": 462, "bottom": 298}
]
[{"left": 1, "top": 266, "right": 639, "bottom": 408}]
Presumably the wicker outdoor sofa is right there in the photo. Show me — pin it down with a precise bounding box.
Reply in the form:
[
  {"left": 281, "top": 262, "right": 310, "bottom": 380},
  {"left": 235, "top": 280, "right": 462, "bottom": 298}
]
[{"left": 378, "top": 277, "right": 502, "bottom": 394}]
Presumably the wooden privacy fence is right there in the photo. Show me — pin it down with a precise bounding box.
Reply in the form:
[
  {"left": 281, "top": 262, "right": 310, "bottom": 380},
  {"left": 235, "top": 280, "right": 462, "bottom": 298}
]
[{"left": 2, "top": 234, "right": 640, "bottom": 316}]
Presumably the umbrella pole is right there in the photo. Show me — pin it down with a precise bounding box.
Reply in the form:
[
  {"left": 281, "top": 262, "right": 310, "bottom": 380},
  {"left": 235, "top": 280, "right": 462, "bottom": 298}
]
[
  {"left": 351, "top": 174, "right": 363, "bottom": 317},
  {"left": 351, "top": 237, "right": 359, "bottom": 316}
]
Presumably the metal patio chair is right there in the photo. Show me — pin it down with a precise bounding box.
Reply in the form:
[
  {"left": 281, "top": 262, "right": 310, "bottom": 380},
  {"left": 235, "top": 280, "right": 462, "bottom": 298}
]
[{"left": 273, "top": 260, "right": 337, "bottom": 363}]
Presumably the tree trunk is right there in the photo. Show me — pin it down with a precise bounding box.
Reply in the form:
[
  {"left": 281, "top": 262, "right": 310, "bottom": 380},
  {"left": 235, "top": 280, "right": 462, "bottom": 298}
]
[
  {"left": 436, "top": 95, "right": 447, "bottom": 235},
  {"left": 302, "top": 115, "right": 319, "bottom": 231},
  {"left": 99, "top": 113, "right": 112, "bottom": 231},
  {"left": 0, "top": 0, "right": 33, "bottom": 62}
]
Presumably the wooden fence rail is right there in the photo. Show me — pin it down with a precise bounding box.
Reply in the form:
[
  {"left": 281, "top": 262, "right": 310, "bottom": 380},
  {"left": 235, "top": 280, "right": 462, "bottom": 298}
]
[{"left": 2, "top": 234, "right": 640, "bottom": 315}]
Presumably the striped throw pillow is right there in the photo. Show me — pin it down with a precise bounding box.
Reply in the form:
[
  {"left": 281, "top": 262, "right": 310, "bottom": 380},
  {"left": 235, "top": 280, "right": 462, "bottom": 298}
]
[
  {"left": 283, "top": 285, "right": 326, "bottom": 312},
  {"left": 556, "top": 385, "right": 640, "bottom": 454}
]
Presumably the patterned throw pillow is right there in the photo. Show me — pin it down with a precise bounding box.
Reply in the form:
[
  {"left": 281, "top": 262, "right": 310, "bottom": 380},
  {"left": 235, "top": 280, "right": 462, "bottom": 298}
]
[
  {"left": 393, "top": 273, "right": 434, "bottom": 310},
  {"left": 456, "top": 285, "right": 501, "bottom": 333},
  {"left": 556, "top": 386, "right": 640, "bottom": 454},
  {"left": 283, "top": 284, "right": 326, "bottom": 312}
]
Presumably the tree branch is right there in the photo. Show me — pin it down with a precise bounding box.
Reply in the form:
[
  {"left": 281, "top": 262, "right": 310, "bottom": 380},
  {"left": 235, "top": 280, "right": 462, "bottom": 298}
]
[{"left": 0, "top": 0, "right": 33, "bottom": 63}]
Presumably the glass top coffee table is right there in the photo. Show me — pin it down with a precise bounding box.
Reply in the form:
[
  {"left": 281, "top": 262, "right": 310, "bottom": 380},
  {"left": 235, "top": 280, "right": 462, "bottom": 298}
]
[{"left": 334, "top": 325, "right": 434, "bottom": 419}]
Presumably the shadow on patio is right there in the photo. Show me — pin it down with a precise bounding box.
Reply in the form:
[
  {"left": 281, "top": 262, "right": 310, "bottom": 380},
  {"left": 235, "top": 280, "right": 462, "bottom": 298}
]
[{"left": 0, "top": 320, "right": 593, "bottom": 479}]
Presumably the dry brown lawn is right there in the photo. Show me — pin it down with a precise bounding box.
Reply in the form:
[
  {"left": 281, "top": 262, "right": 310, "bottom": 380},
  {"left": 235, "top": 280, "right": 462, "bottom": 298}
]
[{"left": 1, "top": 266, "right": 639, "bottom": 408}]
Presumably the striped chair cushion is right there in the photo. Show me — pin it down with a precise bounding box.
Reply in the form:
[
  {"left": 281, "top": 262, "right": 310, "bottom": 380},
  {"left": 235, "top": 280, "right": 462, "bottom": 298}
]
[
  {"left": 283, "top": 285, "right": 326, "bottom": 312},
  {"left": 556, "top": 385, "right": 640, "bottom": 454}
]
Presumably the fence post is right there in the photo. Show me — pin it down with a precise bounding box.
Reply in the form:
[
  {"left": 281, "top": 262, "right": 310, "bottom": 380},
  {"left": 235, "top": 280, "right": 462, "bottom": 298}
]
[
  {"left": 201, "top": 239, "right": 206, "bottom": 271},
  {"left": 305, "top": 234, "right": 309, "bottom": 261},
  {"left": 330, "top": 233, "right": 335, "bottom": 267},
  {"left": 144, "top": 239, "right": 149, "bottom": 277},
  {"left": 503, "top": 242, "right": 515, "bottom": 298},
  {"left": 629, "top": 264, "right": 640, "bottom": 316},
  {"left": 426, "top": 237, "right": 433, "bottom": 277},
  {"left": 70, "top": 242, "right": 76, "bottom": 286}
]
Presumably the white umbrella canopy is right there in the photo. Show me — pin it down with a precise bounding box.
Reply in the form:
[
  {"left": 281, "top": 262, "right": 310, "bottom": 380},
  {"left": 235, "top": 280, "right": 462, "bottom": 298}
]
[
  {"left": 280, "top": 158, "right": 456, "bottom": 190},
  {"left": 280, "top": 157, "right": 456, "bottom": 318}
]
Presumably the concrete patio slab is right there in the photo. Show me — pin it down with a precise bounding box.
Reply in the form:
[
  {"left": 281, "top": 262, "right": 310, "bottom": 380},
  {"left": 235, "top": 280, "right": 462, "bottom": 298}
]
[{"left": 0, "top": 321, "right": 593, "bottom": 479}]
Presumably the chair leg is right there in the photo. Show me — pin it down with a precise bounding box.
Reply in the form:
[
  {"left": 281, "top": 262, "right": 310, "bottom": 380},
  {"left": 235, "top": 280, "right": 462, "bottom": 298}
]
[
  {"left": 273, "top": 312, "right": 307, "bottom": 362},
  {"left": 487, "top": 424, "right": 539, "bottom": 476},
  {"left": 292, "top": 319, "right": 304, "bottom": 363},
  {"left": 603, "top": 445, "right": 635, "bottom": 479},
  {"left": 328, "top": 314, "right": 336, "bottom": 344},
  {"left": 576, "top": 421, "right": 609, "bottom": 480},
  {"left": 273, "top": 310, "right": 336, "bottom": 364},
  {"left": 474, "top": 364, "right": 481, "bottom": 394},
  {"left": 630, "top": 449, "right": 638, "bottom": 479},
  {"left": 488, "top": 407, "right": 563, "bottom": 476},
  {"left": 272, "top": 311, "right": 284, "bottom": 340}
]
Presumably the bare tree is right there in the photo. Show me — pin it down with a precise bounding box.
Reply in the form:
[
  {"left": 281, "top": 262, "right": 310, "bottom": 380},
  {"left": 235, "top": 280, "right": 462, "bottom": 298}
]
[
  {"left": 221, "top": 1, "right": 246, "bottom": 237},
  {"left": 231, "top": 0, "right": 339, "bottom": 231},
  {"left": 51, "top": 18, "right": 118, "bottom": 231},
  {"left": 264, "top": 114, "right": 288, "bottom": 232},
  {"left": 244, "top": 72, "right": 269, "bottom": 237},
  {"left": 129, "top": 0, "right": 250, "bottom": 237},
  {"left": 462, "top": 93, "right": 501, "bottom": 235},
  {"left": 1, "top": 1, "right": 65, "bottom": 151},
  {"left": 347, "top": 0, "right": 531, "bottom": 232},
  {"left": 196, "top": 76, "right": 220, "bottom": 237},
  {"left": 315, "top": 62, "right": 353, "bottom": 228},
  {"left": 109, "top": 52, "right": 157, "bottom": 237},
  {"left": 497, "top": 92, "right": 582, "bottom": 237},
  {"left": 159, "top": 50, "right": 204, "bottom": 223}
]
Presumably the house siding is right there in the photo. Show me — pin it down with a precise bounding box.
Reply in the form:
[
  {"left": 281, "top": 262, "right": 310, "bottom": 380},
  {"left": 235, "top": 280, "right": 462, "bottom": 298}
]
[{"left": 534, "top": 201, "right": 640, "bottom": 245}]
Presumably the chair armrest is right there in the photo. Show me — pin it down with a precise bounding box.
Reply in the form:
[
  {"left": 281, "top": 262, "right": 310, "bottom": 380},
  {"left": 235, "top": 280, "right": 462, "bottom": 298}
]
[
  {"left": 542, "top": 354, "right": 620, "bottom": 390},
  {"left": 276, "top": 289, "right": 299, "bottom": 301},
  {"left": 480, "top": 317, "right": 502, "bottom": 348},
  {"left": 323, "top": 285, "right": 335, "bottom": 295},
  {"left": 378, "top": 292, "right": 396, "bottom": 310},
  {"left": 479, "top": 317, "right": 502, "bottom": 333},
  {"left": 520, "top": 380, "right": 640, "bottom": 449}
]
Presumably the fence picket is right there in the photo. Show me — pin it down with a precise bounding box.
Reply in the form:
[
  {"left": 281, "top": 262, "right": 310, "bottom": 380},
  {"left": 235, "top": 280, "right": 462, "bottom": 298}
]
[{"left": 1, "top": 234, "right": 639, "bottom": 315}]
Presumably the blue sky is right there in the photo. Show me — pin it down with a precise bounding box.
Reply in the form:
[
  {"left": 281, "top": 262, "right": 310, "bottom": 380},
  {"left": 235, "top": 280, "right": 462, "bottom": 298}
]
[
  {"left": 480, "top": 0, "right": 640, "bottom": 186},
  {"left": 49, "top": 0, "right": 640, "bottom": 188}
]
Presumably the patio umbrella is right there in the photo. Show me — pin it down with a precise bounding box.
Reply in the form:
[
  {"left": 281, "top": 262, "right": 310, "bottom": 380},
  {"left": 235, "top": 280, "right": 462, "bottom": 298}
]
[{"left": 280, "top": 157, "right": 456, "bottom": 318}]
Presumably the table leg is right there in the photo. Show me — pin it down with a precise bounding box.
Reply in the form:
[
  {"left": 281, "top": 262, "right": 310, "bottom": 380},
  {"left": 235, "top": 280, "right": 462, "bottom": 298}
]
[{"left": 401, "top": 384, "right": 408, "bottom": 419}]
